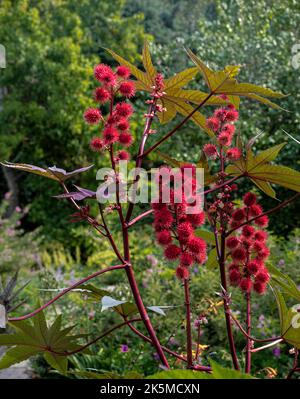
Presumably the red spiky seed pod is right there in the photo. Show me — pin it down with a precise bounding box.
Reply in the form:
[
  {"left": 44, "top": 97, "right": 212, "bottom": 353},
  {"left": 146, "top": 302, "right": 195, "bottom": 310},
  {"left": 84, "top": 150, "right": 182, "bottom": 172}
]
[
  {"left": 243, "top": 192, "right": 257, "bottom": 207},
  {"left": 255, "top": 215, "right": 269, "bottom": 227},
  {"left": 231, "top": 247, "right": 247, "bottom": 262},
  {"left": 94, "top": 87, "right": 110, "bottom": 103},
  {"left": 84, "top": 108, "right": 102, "bottom": 124},
  {"left": 164, "top": 244, "right": 181, "bottom": 260},
  {"left": 118, "top": 132, "right": 133, "bottom": 147},
  {"left": 240, "top": 277, "right": 252, "bottom": 292},
  {"left": 154, "top": 210, "right": 174, "bottom": 229},
  {"left": 242, "top": 225, "right": 255, "bottom": 238},
  {"left": 187, "top": 212, "right": 205, "bottom": 227},
  {"left": 177, "top": 222, "right": 194, "bottom": 239},
  {"left": 206, "top": 116, "right": 221, "bottom": 132},
  {"left": 115, "top": 102, "right": 133, "bottom": 118},
  {"left": 116, "top": 119, "right": 130, "bottom": 131},
  {"left": 255, "top": 269, "right": 270, "bottom": 283},
  {"left": 103, "top": 126, "right": 119, "bottom": 144},
  {"left": 156, "top": 230, "right": 172, "bottom": 246},
  {"left": 176, "top": 266, "right": 189, "bottom": 280},
  {"left": 226, "top": 236, "right": 240, "bottom": 249},
  {"left": 187, "top": 236, "right": 206, "bottom": 254},
  {"left": 249, "top": 204, "right": 262, "bottom": 217},
  {"left": 225, "top": 108, "right": 239, "bottom": 122},
  {"left": 117, "top": 150, "right": 130, "bottom": 161},
  {"left": 119, "top": 81, "right": 135, "bottom": 98},
  {"left": 231, "top": 208, "right": 246, "bottom": 222},
  {"left": 227, "top": 148, "right": 241, "bottom": 161},
  {"left": 218, "top": 132, "right": 232, "bottom": 146},
  {"left": 229, "top": 269, "right": 242, "bottom": 286},
  {"left": 90, "top": 137, "right": 103, "bottom": 152},
  {"left": 253, "top": 281, "right": 267, "bottom": 294},
  {"left": 116, "top": 65, "right": 131, "bottom": 79},
  {"left": 247, "top": 260, "right": 261, "bottom": 275},
  {"left": 203, "top": 144, "right": 218, "bottom": 159},
  {"left": 180, "top": 252, "right": 194, "bottom": 267},
  {"left": 254, "top": 230, "right": 268, "bottom": 242}
]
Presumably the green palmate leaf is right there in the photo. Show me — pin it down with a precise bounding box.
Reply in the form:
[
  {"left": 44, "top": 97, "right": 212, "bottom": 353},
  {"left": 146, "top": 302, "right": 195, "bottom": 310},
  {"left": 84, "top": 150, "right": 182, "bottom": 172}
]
[
  {"left": 0, "top": 346, "right": 40, "bottom": 369},
  {"left": 268, "top": 264, "right": 300, "bottom": 302},
  {"left": 205, "top": 247, "right": 218, "bottom": 270},
  {"left": 163, "top": 68, "right": 198, "bottom": 90},
  {"left": 0, "top": 310, "right": 88, "bottom": 373},
  {"left": 195, "top": 230, "right": 215, "bottom": 245},
  {"left": 271, "top": 285, "right": 300, "bottom": 349},
  {"left": 106, "top": 42, "right": 227, "bottom": 135},
  {"left": 44, "top": 352, "right": 68, "bottom": 374},
  {"left": 148, "top": 360, "right": 254, "bottom": 379},
  {"left": 186, "top": 49, "right": 286, "bottom": 109},
  {"left": 142, "top": 41, "right": 157, "bottom": 81},
  {"left": 1, "top": 162, "right": 93, "bottom": 182},
  {"left": 226, "top": 142, "right": 300, "bottom": 198}
]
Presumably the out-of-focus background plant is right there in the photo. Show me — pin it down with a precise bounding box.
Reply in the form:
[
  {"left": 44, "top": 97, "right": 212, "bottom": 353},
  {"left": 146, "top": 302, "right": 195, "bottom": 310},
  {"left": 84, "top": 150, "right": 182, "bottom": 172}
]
[{"left": 0, "top": 0, "right": 299, "bottom": 379}]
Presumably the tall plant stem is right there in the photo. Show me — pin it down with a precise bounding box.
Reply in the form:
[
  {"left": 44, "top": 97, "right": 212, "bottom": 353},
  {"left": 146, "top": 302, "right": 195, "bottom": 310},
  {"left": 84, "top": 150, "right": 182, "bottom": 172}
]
[
  {"left": 107, "top": 96, "right": 170, "bottom": 368},
  {"left": 219, "top": 232, "right": 240, "bottom": 370},
  {"left": 217, "top": 146, "right": 240, "bottom": 370},
  {"left": 183, "top": 279, "right": 193, "bottom": 368},
  {"left": 245, "top": 292, "right": 252, "bottom": 373}
]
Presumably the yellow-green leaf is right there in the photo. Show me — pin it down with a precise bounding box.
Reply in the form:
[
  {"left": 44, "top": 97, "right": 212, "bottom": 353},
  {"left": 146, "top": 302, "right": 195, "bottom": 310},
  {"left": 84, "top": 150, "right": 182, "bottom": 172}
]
[
  {"left": 142, "top": 41, "right": 157, "bottom": 82},
  {"left": 164, "top": 67, "right": 198, "bottom": 90}
]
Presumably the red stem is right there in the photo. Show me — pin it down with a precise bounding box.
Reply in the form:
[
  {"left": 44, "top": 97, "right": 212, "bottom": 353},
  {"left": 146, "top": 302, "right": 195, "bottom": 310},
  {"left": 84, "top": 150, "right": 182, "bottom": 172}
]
[
  {"left": 127, "top": 321, "right": 211, "bottom": 372},
  {"left": 8, "top": 264, "right": 126, "bottom": 322},
  {"left": 126, "top": 209, "right": 154, "bottom": 228},
  {"left": 245, "top": 292, "right": 252, "bottom": 373},
  {"left": 184, "top": 279, "right": 193, "bottom": 368}
]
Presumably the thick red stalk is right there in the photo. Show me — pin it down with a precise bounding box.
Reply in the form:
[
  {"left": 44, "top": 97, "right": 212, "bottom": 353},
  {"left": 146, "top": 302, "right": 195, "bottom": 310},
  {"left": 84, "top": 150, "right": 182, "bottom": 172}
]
[
  {"left": 9, "top": 264, "right": 126, "bottom": 322},
  {"left": 245, "top": 292, "right": 252, "bottom": 373},
  {"left": 184, "top": 279, "right": 193, "bottom": 368},
  {"left": 217, "top": 147, "right": 240, "bottom": 370}
]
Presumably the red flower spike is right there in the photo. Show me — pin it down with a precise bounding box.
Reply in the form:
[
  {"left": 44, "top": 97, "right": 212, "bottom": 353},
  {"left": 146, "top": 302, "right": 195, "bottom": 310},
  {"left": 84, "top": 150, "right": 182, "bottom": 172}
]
[
  {"left": 243, "top": 192, "right": 257, "bottom": 207},
  {"left": 84, "top": 108, "right": 102, "bottom": 124},
  {"left": 164, "top": 244, "right": 181, "bottom": 260}
]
